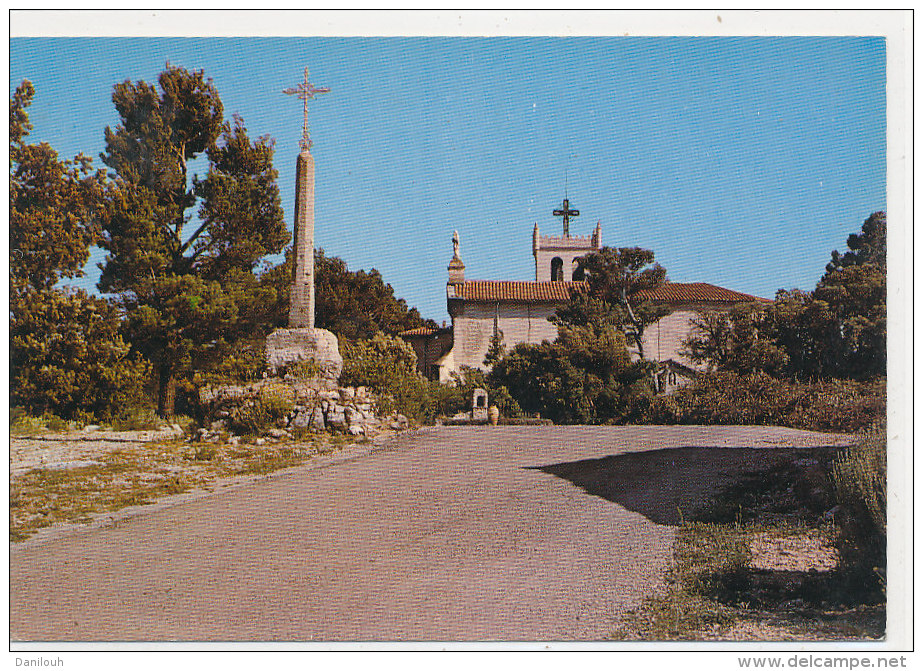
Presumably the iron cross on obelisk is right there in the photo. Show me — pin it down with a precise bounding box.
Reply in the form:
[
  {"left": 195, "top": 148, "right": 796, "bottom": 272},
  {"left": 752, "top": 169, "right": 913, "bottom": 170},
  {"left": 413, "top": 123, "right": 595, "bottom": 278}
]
[
  {"left": 283, "top": 66, "right": 330, "bottom": 330},
  {"left": 283, "top": 66, "right": 330, "bottom": 151},
  {"left": 553, "top": 198, "right": 580, "bottom": 237}
]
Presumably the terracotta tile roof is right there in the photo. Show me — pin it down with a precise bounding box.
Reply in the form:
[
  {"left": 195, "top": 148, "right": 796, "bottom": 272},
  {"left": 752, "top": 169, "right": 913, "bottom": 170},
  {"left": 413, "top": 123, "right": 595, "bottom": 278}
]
[
  {"left": 449, "top": 280, "right": 768, "bottom": 305},
  {"left": 449, "top": 280, "right": 583, "bottom": 303},
  {"left": 398, "top": 326, "right": 450, "bottom": 337},
  {"left": 639, "top": 282, "right": 770, "bottom": 304}
]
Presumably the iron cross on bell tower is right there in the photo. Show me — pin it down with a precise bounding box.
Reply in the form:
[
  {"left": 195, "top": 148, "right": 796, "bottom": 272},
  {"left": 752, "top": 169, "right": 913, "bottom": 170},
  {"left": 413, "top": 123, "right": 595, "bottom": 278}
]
[
  {"left": 283, "top": 66, "right": 331, "bottom": 152},
  {"left": 553, "top": 198, "right": 580, "bottom": 237}
]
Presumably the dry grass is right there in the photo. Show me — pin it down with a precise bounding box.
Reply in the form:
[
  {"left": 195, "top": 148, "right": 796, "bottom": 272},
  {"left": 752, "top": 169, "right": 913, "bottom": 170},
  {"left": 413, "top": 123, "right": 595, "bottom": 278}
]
[
  {"left": 611, "top": 521, "right": 883, "bottom": 641},
  {"left": 9, "top": 434, "right": 355, "bottom": 542}
]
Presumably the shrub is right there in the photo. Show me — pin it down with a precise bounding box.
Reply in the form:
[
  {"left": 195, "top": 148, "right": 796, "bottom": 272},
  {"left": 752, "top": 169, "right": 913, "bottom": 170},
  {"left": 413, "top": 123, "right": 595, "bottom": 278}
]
[
  {"left": 10, "top": 410, "right": 45, "bottom": 435},
  {"left": 11, "top": 288, "right": 151, "bottom": 421},
  {"left": 45, "top": 415, "right": 72, "bottom": 432},
  {"left": 488, "top": 323, "right": 650, "bottom": 425},
  {"left": 832, "top": 422, "right": 886, "bottom": 591},
  {"left": 10, "top": 407, "right": 28, "bottom": 426},
  {"left": 227, "top": 384, "right": 294, "bottom": 436},
  {"left": 193, "top": 336, "right": 266, "bottom": 386},
  {"left": 340, "top": 332, "right": 432, "bottom": 421},
  {"left": 634, "top": 372, "right": 884, "bottom": 433},
  {"left": 110, "top": 407, "right": 166, "bottom": 431}
]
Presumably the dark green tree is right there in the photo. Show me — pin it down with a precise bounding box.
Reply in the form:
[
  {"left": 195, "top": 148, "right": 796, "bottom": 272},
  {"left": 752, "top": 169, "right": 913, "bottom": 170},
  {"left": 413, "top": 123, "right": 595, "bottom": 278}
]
[
  {"left": 682, "top": 303, "right": 789, "bottom": 377},
  {"left": 573, "top": 246, "right": 670, "bottom": 357},
  {"left": 488, "top": 245, "right": 667, "bottom": 422},
  {"left": 10, "top": 81, "right": 148, "bottom": 420},
  {"left": 811, "top": 212, "right": 886, "bottom": 380},
  {"left": 490, "top": 318, "right": 649, "bottom": 424},
  {"left": 483, "top": 326, "right": 506, "bottom": 368},
  {"left": 98, "top": 65, "right": 288, "bottom": 415},
  {"left": 682, "top": 212, "right": 886, "bottom": 382},
  {"left": 10, "top": 81, "right": 109, "bottom": 294},
  {"left": 827, "top": 211, "right": 886, "bottom": 273},
  {"left": 764, "top": 289, "right": 839, "bottom": 380},
  {"left": 11, "top": 288, "right": 150, "bottom": 420},
  {"left": 260, "top": 248, "right": 434, "bottom": 340}
]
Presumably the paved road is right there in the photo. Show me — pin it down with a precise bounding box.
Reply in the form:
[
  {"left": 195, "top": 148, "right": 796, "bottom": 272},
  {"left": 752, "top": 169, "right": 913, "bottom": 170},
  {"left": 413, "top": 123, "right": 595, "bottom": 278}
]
[{"left": 10, "top": 425, "right": 849, "bottom": 642}]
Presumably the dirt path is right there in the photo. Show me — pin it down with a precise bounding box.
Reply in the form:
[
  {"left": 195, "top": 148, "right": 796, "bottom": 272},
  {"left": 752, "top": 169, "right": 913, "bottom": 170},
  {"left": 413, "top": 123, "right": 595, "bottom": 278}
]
[{"left": 10, "top": 425, "right": 850, "bottom": 642}]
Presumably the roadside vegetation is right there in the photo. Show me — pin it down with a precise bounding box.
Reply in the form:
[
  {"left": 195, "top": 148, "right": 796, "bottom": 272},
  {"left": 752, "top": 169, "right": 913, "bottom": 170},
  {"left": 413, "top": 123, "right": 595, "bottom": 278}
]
[
  {"left": 10, "top": 71, "right": 432, "bottom": 428},
  {"left": 9, "top": 69, "right": 884, "bottom": 434},
  {"left": 9, "top": 431, "right": 358, "bottom": 542},
  {"left": 612, "top": 424, "right": 886, "bottom": 640}
]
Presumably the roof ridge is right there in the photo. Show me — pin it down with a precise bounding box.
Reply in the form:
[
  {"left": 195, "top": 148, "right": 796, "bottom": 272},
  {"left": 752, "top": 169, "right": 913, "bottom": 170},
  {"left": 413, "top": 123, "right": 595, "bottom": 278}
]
[{"left": 452, "top": 278, "right": 767, "bottom": 304}]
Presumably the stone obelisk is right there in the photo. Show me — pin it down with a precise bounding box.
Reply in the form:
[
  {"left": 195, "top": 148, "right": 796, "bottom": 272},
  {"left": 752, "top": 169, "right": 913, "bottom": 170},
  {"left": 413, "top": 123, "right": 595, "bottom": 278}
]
[
  {"left": 265, "top": 67, "right": 342, "bottom": 385},
  {"left": 289, "top": 149, "right": 316, "bottom": 328}
]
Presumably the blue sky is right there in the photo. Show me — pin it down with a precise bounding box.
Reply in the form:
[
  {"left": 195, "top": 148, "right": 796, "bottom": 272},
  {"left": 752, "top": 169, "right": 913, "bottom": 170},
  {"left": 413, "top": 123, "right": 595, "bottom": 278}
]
[{"left": 10, "top": 36, "right": 886, "bottom": 323}]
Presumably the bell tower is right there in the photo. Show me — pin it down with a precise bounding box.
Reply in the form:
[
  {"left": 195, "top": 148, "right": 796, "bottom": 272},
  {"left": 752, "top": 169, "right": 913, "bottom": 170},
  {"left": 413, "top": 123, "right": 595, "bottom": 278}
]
[{"left": 533, "top": 197, "right": 601, "bottom": 281}]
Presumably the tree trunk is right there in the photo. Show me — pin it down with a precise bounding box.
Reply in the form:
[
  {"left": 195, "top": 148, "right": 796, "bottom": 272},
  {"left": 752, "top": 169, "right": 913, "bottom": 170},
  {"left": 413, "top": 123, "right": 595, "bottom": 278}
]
[
  {"left": 620, "top": 286, "right": 645, "bottom": 359},
  {"left": 157, "top": 363, "right": 177, "bottom": 418}
]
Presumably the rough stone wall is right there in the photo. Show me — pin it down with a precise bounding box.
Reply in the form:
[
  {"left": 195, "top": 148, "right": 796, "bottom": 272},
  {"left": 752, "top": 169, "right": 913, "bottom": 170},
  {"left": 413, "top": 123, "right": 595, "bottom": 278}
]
[
  {"left": 265, "top": 327, "right": 342, "bottom": 382},
  {"left": 199, "top": 379, "right": 408, "bottom": 439},
  {"left": 451, "top": 302, "right": 558, "bottom": 371}
]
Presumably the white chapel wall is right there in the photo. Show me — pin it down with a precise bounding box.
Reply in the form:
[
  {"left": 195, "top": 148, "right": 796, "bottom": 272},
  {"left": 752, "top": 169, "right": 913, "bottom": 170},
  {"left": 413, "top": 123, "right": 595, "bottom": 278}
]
[
  {"left": 640, "top": 309, "right": 701, "bottom": 369},
  {"left": 451, "top": 303, "right": 559, "bottom": 371},
  {"left": 639, "top": 304, "right": 736, "bottom": 369}
]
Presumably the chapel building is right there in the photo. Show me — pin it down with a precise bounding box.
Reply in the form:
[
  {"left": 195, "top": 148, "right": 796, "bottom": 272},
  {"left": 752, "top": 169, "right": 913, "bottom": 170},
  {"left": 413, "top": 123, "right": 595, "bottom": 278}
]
[{"left": 400, "top": 198, "right": 768, "bottom": 392}]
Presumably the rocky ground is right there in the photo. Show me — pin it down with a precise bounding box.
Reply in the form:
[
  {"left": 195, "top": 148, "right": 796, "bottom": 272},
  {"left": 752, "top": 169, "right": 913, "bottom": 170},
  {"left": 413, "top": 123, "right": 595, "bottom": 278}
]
[{"left": 10, "top": 425, "right": 186, "bottom": 475}]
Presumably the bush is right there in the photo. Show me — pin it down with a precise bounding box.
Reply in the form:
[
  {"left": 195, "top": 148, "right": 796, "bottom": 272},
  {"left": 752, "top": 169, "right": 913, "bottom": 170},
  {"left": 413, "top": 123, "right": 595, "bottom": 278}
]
[
  {"left": 193, "top": 336, "right": 266, "bottom": 386},
  {"left": 110, "top": 407, "right": 166, "bottom": 431},
  {"left": 11, "top": 288, "right": 150, "bottom": 422},
  {"left": 340, "top": 332, "right": 433, "bottom": 421},
  {"left": 227, "top": 383, "right": 294, "bottom": 436},
  {"left": 634, "top": 372, "right": 884, "bottom": 433},
  {"left": 10, "top": 411, "right": 79, "bottom": 434},
  {"left": 832, "top": 422, "right": 886, "bottom": 596},
  {"left": 489, "top": 329, "right": 654, "bottom": 425}
]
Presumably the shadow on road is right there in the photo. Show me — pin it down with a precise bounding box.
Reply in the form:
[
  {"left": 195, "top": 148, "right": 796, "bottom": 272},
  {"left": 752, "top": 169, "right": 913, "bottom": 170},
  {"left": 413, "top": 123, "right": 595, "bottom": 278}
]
[{"left": 529, "top": 447, "right": 813, "bottom": 526}]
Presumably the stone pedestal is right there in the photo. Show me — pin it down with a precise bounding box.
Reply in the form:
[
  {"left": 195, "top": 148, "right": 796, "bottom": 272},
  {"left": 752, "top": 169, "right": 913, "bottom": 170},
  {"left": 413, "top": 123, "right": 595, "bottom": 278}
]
[{"left": 265, "top": 327, "right": 342, "bottom": 389}]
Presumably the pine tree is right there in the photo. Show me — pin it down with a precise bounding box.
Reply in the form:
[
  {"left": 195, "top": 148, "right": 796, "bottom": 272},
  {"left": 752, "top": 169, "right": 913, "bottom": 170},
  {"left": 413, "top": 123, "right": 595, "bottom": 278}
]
[
  {"left": 569, "top": 246, "right": 670, "bottom": 358},
  {"left": 99, "top": 65, "right": 287, "bottom": 416}
]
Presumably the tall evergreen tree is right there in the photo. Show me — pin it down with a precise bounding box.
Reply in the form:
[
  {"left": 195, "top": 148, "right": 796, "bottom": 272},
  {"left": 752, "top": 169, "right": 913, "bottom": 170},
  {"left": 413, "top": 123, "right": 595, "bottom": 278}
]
[
  {"left": 99, "top": 65, "right": 288, "bottom": 415},
  {"left": 10, "top": 81, "right": 108, "bottom": 294},
  {"left": 10, "top": 81, "right": 147, "bottom": 419},
  {"left": 568, "top": 246, "right": 670, "bottom": 358},
  {"left": 681, "top": 212, "right": 886, "bottom": 382},
  {"left": 812, "top": 212, "right": 886, "bottom": 380}
]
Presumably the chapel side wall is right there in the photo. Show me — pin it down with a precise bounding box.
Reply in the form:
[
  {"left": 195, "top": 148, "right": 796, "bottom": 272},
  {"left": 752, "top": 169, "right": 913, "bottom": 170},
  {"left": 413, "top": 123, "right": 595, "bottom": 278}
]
[
  {"left": 452, "top": 303, "right": 559, "bottom": 370},
  {"left": 640, "top": 303, "right": 735, "bottom": 369}
]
